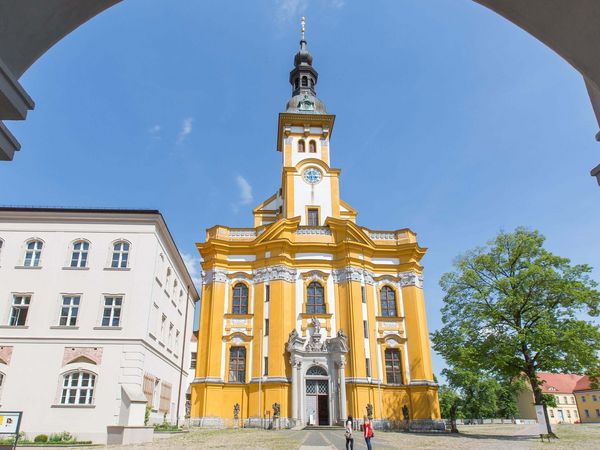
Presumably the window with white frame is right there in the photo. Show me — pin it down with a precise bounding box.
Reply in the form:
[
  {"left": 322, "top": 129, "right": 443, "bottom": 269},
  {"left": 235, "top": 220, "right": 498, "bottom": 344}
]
[
  {"left": 160, "top": 314, "right": 167, "bottom": 342},
  {"left": 111, "top": 241, "right": 129, "bottom": 268},
  {"left": 165, "top": 268, "right": 172, "bottom": 289},
  {"left": 23, "top": 240, "right": 43, "bottom": 267},
  {"left": 175, "top": 330, "right": 180, "bottom": 352},
  {"left": 9, "top": 295, "right": 31, "bottom": 326},
  {"left": 173, "top": 279, "right": 178, "bottom": 298},
  {"left": 168, "top": 322, "right": 174, "bottom": 348},
  {"left": 178, "top": 289, "right": 184, "bottom": 308},
  {"left": 190, "top": 352, "right": 197, "bottom": 370},
  {"left": 59, "top": 295, "right": 80, "bottom": 326},
  {"left": 70, "top": 241, "right": 89, "bottom": 268},
  {"left": 101, "top": 296, "right": 122, "bottom": 327},
  {"left": 60, "top": 371, "right": 96, "bottom": 405}
]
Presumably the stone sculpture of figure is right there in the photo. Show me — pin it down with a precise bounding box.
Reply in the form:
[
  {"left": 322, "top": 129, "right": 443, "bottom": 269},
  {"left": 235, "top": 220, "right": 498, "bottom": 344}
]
[
  {"left": 272, "top": 402, "right": 281, "bottom": 418},
  {"left": 311, "top": 317, "right": 321, "bottom": 334},
  {"left": 233, "top": 403, "right": 240, "bottom": 419},
  {"left": 402, "top": 404, "right": 409, "bottom": 421},
  {"left": 366, "top": 403, "right": 373, "bottom": 419},
  {"left": 288, "top": 328, "right": 299, "bottom": 341},
  {"left": 337, "top": 328, "right": 347, "bottom": 340}
]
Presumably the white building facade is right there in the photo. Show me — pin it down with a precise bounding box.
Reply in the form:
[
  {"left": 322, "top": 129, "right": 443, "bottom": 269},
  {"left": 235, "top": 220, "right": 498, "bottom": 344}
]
[{"left": 0, "top": 207, "right": 199, "bottom": 443}]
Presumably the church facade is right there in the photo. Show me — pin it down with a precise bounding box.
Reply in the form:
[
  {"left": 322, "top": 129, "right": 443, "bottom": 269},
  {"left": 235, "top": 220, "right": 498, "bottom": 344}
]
[{"left": 191, "top": 24, "right": 441, "bottom": 429}]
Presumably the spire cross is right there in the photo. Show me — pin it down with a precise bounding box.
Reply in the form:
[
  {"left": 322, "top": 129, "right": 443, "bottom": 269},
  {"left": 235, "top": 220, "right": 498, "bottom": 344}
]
[{"left": 301, "top": 16, "right": 305, "bottom": 41}]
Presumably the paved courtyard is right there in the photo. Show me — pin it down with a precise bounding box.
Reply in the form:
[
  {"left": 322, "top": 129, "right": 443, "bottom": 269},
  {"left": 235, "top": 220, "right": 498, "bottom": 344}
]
[{"left": 34, "top": 423, "right": 600, "bottom": 449}]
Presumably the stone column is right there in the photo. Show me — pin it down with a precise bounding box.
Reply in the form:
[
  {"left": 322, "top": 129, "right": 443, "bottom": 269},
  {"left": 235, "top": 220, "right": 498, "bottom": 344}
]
[
  {"left": 338, "top": 356, "right": 347, "bottom": 421},
  {"left": 291, "top": 357, "right": 299, "bottom": 420}
]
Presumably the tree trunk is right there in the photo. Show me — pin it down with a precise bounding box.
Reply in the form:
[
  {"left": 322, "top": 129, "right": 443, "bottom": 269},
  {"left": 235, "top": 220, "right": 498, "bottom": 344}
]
[
  {"left": 527, "top": 370, "right": 555, "bottom": 437},
  {"left": 449, "top": 404, "right": 458, "bottom": 433}
]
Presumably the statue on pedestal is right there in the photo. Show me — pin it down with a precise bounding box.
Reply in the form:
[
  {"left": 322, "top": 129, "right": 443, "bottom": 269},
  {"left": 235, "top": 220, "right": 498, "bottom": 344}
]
[{"left": 233, "top": 403, "right": 240, "bottom": 419}]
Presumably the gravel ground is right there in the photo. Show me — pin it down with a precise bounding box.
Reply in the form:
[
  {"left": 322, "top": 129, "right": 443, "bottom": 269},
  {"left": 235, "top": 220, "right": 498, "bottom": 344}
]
[{"left": 30, "top": 423, "right": 600, "bottom": 449}]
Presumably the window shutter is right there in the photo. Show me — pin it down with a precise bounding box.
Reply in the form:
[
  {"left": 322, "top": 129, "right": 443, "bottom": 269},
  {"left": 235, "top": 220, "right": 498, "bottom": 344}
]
[
  {"left": 143, "top": 373, "right": 155, "bottom": 404},
  {"left": 159, "top": 382, "right": 172, "bottom": 413}
]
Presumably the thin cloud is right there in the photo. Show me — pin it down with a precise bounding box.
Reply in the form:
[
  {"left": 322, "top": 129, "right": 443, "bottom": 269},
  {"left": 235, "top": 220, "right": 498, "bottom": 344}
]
[
  {"left": 148, "top": 124, "right": 161, "bottom": 139},
  {"left": 236, "top": 175, "right": 253, "bottom": 205},
  {"left": 177, "top": 117, "right": 194, "bottom": 143},
  {"left": 182, "top": 252, "right": 201, "bottom": 287}
]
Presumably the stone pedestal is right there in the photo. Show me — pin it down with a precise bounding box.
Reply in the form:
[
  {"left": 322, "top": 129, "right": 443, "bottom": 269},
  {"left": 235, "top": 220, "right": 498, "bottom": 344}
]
[{"left": 106, "top": 426, "right": 154, "bottom": 445}]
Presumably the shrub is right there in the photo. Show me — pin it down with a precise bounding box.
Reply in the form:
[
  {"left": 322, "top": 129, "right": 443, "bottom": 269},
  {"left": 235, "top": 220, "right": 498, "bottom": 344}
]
[
  {"left": 144, "top": 405, "right": 152, "bottom": 426},
  {"left": 48, "top": 431, "right": 74, "bottom": 443},
  {"left": 34, "top": 434, "right": 48, "bottom": 443}
]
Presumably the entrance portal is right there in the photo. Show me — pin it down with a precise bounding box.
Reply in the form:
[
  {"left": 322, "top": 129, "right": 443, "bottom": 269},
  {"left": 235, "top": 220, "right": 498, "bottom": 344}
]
[{"left": 305, "top": 375, "right": 329, "bottom": 425}]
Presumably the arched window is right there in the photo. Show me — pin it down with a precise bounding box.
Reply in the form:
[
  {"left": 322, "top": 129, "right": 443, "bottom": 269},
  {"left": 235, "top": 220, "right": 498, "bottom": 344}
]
[
  {"left": 302, "top": 76, "right": 308, "bottom": 87},
  {"left": 307, "top": 366, "right": 327, "bottom": 376},
  {"left": 23, "top": 239, "right": 43, "bottom": 267},
  {"left": 70, "top": 240, "right": 89, "bottom": 268},
  {"left": 294, "top": 78, "right": 299, "bottom": 89},
  {"left": 228, "top": 347, "right": 246, "bottom": 383},
  {"left": 306, "top": 282, "right": 325, "bottom": 314},
  {"left": 310, "top": 78, "right": 315, "bottom": 88},
  {"left": 309, "top": 140, "right": 317, "bottom": 153},
  {"left": 60, "top": 371, "right": 96, "bottom": 405},
  {"left": 111, "top": 241, "right": 130, "bottom": 268},
  {"left": 232, "top": 283, "right": 249, "bottom": 314},
  {"left": 298, "top": 139, "right": 306, "bottom": 153},
  {"left": 380, "top": 286, "right": 397, "bottom": 317}
]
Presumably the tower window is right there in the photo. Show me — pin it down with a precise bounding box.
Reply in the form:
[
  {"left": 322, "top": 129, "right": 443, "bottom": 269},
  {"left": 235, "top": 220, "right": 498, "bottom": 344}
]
[
  {"left": 295, "top": 78, "right": 299, "bottom": 89},
  {"left": 232, "top": 283, "right": 249, "bottom": 314},
  {"left": 385, "top": 348, "right": 403, "bottom": 384},
  {"left": 366, "top": 358, "right": 371, "bottom": 378},
  {"left": 306, "top": 282, "right": 325, "bottom": 314},
  {"left": 265, "top": 318, "right": 269, "bottom": 336},
  {"left": 311, "top": 78, "right": 315, "bottom": 88},
  {"left": 228, "top": 347, "right": 246, "bottom": 383},
  {"left": 307, "top": 208, "right": 319, "bottom": 226},
  {"left": 302, "top": 76, "right": 308, "bottom": 87},
  {"left": 309, "top": 140, "right": 316, "bottom": 153},
  {"left": 380, "top": 286, "right": 397, "bottom": 317},
  {"left": 298, "top": 139, "right": 306, "bottom": 153},
  {"left": 363, "top": 320, "right": 368, "bottom": 338}
]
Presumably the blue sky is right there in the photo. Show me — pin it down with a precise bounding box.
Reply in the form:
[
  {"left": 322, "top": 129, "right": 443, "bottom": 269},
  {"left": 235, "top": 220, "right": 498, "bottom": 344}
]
[{"left": 1, "top": 0, "right": 599, "bottom": 378}]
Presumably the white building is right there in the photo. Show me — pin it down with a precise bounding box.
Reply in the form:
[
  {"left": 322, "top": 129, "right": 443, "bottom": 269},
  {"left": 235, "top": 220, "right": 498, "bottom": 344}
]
[{"left": 0, "top": 207, "right": 199, "bottom": 443}]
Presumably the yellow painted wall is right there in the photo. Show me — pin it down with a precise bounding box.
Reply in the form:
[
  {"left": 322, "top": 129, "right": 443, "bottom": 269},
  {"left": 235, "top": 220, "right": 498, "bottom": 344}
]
[{"left": 575, "top": 390, "right": 600, "bottom": 423}]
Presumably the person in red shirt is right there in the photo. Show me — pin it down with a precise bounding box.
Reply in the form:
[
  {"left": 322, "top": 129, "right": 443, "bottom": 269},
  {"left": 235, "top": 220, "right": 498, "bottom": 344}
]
[{"left": 363, "top": 415, "right": 373, "bottom": 450}]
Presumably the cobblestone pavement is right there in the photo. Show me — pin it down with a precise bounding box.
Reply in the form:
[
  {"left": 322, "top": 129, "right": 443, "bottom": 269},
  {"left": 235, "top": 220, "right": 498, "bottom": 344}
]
[{"left": 32, "top": 423, "right": 600, "bottom": 449}]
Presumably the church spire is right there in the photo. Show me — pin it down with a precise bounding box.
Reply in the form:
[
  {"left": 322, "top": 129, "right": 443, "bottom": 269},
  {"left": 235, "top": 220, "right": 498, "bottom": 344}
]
[{"left": 286, "top": 17, "right": 327, "bottom": 114}]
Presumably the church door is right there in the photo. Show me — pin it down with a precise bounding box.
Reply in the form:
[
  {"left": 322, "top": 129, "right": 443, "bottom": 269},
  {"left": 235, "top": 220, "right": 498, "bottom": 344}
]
[{"left": 305, "top": 379, "right": 329, "bottom": 425}]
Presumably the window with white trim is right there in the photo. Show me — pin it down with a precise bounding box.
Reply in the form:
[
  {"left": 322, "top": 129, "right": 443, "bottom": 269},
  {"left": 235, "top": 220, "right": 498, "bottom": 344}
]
[
  {"left": 165, "top": 268, "right": 172, "bottom": 289},
  {"left": 160, "top": 314, "right": 167, "bottom": 342},
  {"left": 59, "top": 295, "right": 80, "bottom": 326},
  {"left": 175, "top": 330, "right": 180, "bottom": 352},
  {"left": 60, "top": 371, "right": 96, "bottom": 405},
  {"left": 168, "top": 322, "right": 174, "bottom": 348},
  {"left": 23, "top": 240, "right": 43, "bottom": 267},
  {"left": 190, "top": 352, "right": 197, "bottom": 370},
  {"left": 111, "top": 241, "right": 129, "bottom": 268},
  {"left": 70, "top": 241, "right": 89, "bottom": 268},
  {"left": 173, "top": 279, "right": 178, "bottom": 298},
  {"left": 9, "top": 295, "right": 31, "bottom": 326},
  {"left": 101, "top": 296, "right": 122, "bottom": 327}
]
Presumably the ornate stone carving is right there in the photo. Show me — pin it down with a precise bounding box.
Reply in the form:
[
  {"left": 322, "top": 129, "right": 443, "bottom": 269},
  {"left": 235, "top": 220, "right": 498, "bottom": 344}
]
[
  {"left": 230, "top": 230, "right": 257, "bottom": 239},
  {"left": 202, "top": 268, "right": 228, "bottom": 284},
  {"left": 254, "top": 265, "right": 297, "bottom": 283},
  {"left": 332, "top": 267, "right": 363, "bottom": 284},
  {"left": 370, "top": 232, "right": 395, "bottom": 240},
  {"left": 399, "top": 271, "right": 423, "bottom": 288},
  {"left": 296, "top": 227, "right": 332, "bottom": 235},
  {"left": 310, "top": 316, "right": 321, "bottom": 334}
]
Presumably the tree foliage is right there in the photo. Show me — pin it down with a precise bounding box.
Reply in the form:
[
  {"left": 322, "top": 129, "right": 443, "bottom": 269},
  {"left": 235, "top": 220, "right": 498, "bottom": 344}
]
[{"left": 432, "top": 228, "right": 600, "bottom": 434}]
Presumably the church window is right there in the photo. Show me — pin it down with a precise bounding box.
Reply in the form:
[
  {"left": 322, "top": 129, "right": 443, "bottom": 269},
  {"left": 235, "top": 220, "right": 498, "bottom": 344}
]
[
  {"left": 306, "top": 282, "right": 325, "bottom": 314},
  {"left": 385, "top": 349, "right": 403, "bottom": 384},
  {"left": 111, "top": 241, "right": 130, "bottom": 268},
  {"left": 361, "top": 286, "right": 366, "bottom": 303},
  {"left": 298, "top": 139, "right": 306, "bottom": 152},
  {"left": 365, "top": 358, "right": 371, "bottom": 378},
  {"left": 265, "top": 318, "right": 269, "bottom": 336},
  {"left": 228, "top": 347, "right": 246, "bottom": 383},
  {"left": 309, "top": 140, "right": 316, "bottom": 153},
  {"left": 307, "top": 208, "right": 319, "bottom": 226},
  {"left": 60, "top": 371, "right": 96, "bottom": 405},
  {"left": 70, "top": 240, "right": 89, "bottom": 268},
  {"left": 23, "top": 239, "right": 43, "bottom": 267},
  {"left": 265, "top": 285, "right": 270, "bottom": 302},
  {"left": 380, "top": 286, "right": 397, "bottom": 317},
  {"left": 302, "top": 76, "right": 308, "bottom": 87},
  {"left": 232, "top": 283, "right": 249, "bottom": 314},
  {"left": 264, "top": 357, "right": 268, "bottom": 376},
  {"left": 295, "top": 78, "right": 299, "bottom": 89},
  {"left": 363, "top": 320, "right": 368, "bottom": 338},
  {"left": 307, "top": 365, "right": 327, "bottom": 376}
]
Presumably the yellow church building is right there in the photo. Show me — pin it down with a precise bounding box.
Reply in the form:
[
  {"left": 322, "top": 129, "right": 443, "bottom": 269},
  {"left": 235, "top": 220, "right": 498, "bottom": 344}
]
[{"left": 191, "top": 20, "right": 442, "bottom": 430}]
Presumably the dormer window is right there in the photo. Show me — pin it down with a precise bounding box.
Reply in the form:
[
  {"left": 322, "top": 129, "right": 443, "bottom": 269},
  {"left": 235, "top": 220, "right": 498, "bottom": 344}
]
[{"left": 298, "top": 139, "right": 306, "bottom": 153}]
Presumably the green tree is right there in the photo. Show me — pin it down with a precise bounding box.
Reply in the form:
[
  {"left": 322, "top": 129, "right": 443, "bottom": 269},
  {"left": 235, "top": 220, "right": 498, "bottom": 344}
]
[
  {"left": 438, "top": 384, "right": 461, "bottom": 432},
  {"left": 431, "top": 228, "right": 600, "bottom": 436}
]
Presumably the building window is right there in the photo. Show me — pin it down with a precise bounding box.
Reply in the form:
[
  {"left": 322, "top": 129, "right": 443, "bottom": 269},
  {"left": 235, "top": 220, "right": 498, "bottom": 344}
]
[
  {"left": 361, "top": 286, "right": 366, "bottom": 304},
  {"left": 294, "top": 78, "right": 299, "bottom": 89},
  {"left": 574, "top": 410, "right": 578, "bottom": 418},
  {"left": 165, "top": 268, "right": 172, "bottom": 289},
  {"left": 549, "top": 409, "right": 554, "bottom": 418},
  {"left": 160, "top": 314, "right": 167, "bottom": 341},
  {"left": 597, "top": 409, "right": 600, "bottom": 417},
  {"left": 190, "top": 352, "right": 197, "bottom": 370},
  {"left": 265, "top": 318, "right": 269, "bottom": 336},
  {"left": 582, "top": 395, "right": 586, "bottom": 402},
  {"left": 232, "top": 283, "right": 249, "bottom": 314},
  {"left": 298, "top": 139, "right": 306, "bottom": 153},
  {"left": 385, "top": 348, "right": 403, "bottom": 384},
  {"left": 585, "top": 409, "right": 590, "bottom": 418},
  {"left": 102, "top": 296, "right": 122, "bottom": 327},
  {"left": 365, "top": 358, "right": 371, "bottom": 378},
  {"left": 9, "top": 295, "right": 30, "bottom": 326},
  {"left": 111, "top": 241, "right": 130, "bottom": 268},
  {"left": 309, "top": 140, "right": 316, "bottom": 153},
  {"left": 70, "top": 241, "right": 89, "bottom": 268},
  {"left": 228, "top": 347, "right": 246, "bottom": 383},
  {"left": 567, "top": 410, "right": 571, "bottom": 418},
  {"left": 59, "top": 295, "right": 80, "bottom": 326},
  {"left": 60, "top": 371, "right": 96, "bottom": 405},
  {"left": 178, "top": 289, "right": 184, "bottom": 308},
  {"left": 302, "top": 76, "right": 308, "bottom": 87},
  {"left": 265, "top": 285, "right": 270, "bottom": 302},
  {"left": 307, "top": 208, "right": 319, "bottom": 226},
  {"left": 264, "top": 357, "right": 268, "bottom": 376},
  {"left": 23, "top": 239, "right": 43, "bottom": 267},
  {"left": 168, "top": 323, "right": 174, "bottom": 348},
  {"left": 306, "top": 282, "right": 325, "bottom": 314},
  {"left": 563, "top": 396, "right": 567, "bottom": 404},
  {"left": 593, "top": 395, "right": 598, "bottom": 402},
  {"left": 175, "top": 330, "right": 180, "bottom": 352},
  {"left": 363, "top": 320, "right": 368, "bottom": 338},
  {"left": 173, "top": 279, "right": 178, "bottom": 298},
  {"left": 380, "top": 286, "right": 397, "bottom": 317}
]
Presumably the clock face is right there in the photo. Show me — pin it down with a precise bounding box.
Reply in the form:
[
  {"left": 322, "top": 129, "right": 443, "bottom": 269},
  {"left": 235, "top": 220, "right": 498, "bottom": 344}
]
[{"left": 303, "top": 167, "right": 322, "bottom": 184}]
